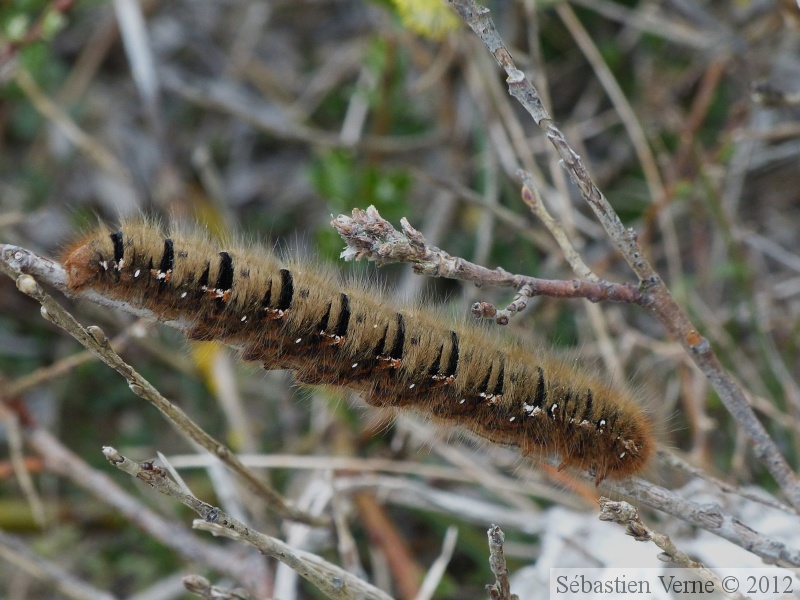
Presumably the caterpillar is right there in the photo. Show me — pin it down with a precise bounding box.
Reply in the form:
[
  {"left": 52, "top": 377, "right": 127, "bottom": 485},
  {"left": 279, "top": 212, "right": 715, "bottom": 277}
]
[{"left": 61, "top": 219, "right": 654, "bottom": 484}]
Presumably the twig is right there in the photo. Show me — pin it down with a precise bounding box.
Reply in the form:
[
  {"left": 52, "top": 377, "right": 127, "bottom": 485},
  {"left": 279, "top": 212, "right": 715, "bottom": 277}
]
[
  {"left": 447, "top": 0, "right": 800, "bottom": 510},
  {"left": 659, "top": 450, "right": 799, "bottom": 516},
  {"left": 555, "top": 3, "right": 665, "bottom": 204},
  {"left": 354, "top": 492, "right": 423, "bottom": 600},
  {"left": 7, "top": 330, "right": 131, "bottom": 397},
  {"left": 13, "top": 67, "right": 131, "bottom": 182},
  {"left": 518, "top": 173, "right": 594, "bottom": 281},
  {"left": 485, "top": 525, "right": 518, "bottom": 600},
  {"left": 0, "top": 403, "right": 46, "bottom": 528},
  {"left": 102, "top": 447, "right": 394, "bottom": 600},
  {"left": 472, "top": 283, "right": 534, "bottom": 326},
  {"left": 331, "top": 206, "right": 646, "bottom": 314},
  {"left": 602, "top": 476, "right": 800, "bottom": 567},
  {"left": 519, "top": 171, "right": 626, "bottom": 383},
  {"left": 0, "top": 528, "right": 117, "bottom": 600},
  {"left": 566, "top": 0, "right": 727, "bottom": 50},
  {"left": 414, "top": 526, "right": 458, "bottom": 600},
  {"left": 159, "top": 68, "right": 445, "bottom": 154},
  {"left": 182, "top": 574, "right": 252, "bottom": 600},
  {"left": 0, "top": 246, "right": 325, "bottom": 527},
  {"left": 598, "top": 497, "right": 745, "bottom": 600},
  {"left": 19, "top": 426, "right": 257, "bottom": 586}
]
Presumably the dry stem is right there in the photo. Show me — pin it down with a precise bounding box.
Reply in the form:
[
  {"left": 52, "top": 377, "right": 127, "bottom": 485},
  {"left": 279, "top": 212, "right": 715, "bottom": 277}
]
[
  {"left": 0, "top": 528, "right": 117, "bottom": 600},
  {"left": 485, "top": 525, "right": 518, "bottom": 600},
  {"left": 103, "top": 447, "right": 393, "bottom": 600},
  {"left": 598, "top": 497, "right": 745, "bottom": 600}
]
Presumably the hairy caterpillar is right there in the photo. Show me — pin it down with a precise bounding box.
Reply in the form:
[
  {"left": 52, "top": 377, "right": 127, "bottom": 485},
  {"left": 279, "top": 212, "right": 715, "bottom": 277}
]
[{"left": 61, "top": 220, "right": 654, "bottom": 483}]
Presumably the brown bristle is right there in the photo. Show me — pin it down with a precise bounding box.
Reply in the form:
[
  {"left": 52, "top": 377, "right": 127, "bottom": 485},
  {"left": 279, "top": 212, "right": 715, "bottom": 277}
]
[{"left": 61, "top": 220, "right": 655, "bottom": 483}]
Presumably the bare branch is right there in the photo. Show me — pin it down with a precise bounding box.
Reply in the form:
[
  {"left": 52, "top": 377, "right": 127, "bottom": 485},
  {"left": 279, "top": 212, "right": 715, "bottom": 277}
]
[
  {"left": 103, "top": 447, "right": 394, "bottom": 600},
  {"left": 0, "top": 528, "right": 117, "bottom": 600},
  {"left": 485, "top": 525, "right": 518, "bottom": 600},
  {"left": 19, "top": 426, "right": 256, "bottom": 584},
  {"left": 602, "top": 476, "right": 800, "bottom": 567},
  {"left": 183, "top": 574, "right": 252, "bottom": 600},
  {"left": 598, "top": 497, "right": 745, "bottom": 600},
  {"left": 331, "top": 206, "right": 646, "bottom": 313}
]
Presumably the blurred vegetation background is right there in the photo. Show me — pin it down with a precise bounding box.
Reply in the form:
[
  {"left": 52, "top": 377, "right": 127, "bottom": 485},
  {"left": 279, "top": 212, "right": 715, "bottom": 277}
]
[{"left": 1, "top": 0, "right": 800, "bottom": 598}]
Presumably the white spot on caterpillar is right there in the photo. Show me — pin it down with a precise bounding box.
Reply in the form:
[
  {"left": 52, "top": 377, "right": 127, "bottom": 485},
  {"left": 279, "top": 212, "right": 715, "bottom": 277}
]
[
  {"left": 295, "top": 338, "right": 302, "bottom": 343},
  {"left": 409, "top": 383, "right": 415, "bottom": 389},
  {"left": 241, "top": 316, "right": 247, "bottom": 322},
  {"left": 135, "top": 269, "right": 141, "bottom": 278},
  {"left": 619, "top": 452, "right": 626, "bottom": 459},
  {"left": 599, "top": 419, "right": 606, "bottom": 427},
  {"left": 509, "top": 416, "right": 516, "bottom": 422},
  {"left": 550, "top": 404, "right": 559, "bottom": 415},
  {"left": 522, "top": 402, "right": 534, "bottom": 414},
  {"left": 459, "top": 399, "right": 466, "bottom": 404},
  {"left": 431, "top": 374, "right": 454, "bottom": 387},
  {"left": 99, "top": 260, "right": 108, "bottom": 271},
  {"left": 116, "top": 259, "right": 125, "bottom": 270},
  {"left": 180, "top": 291, "right": 187, "bottom": 298},
  {"left": 351, "top": 363, "right": 358, "bottom": 368}
]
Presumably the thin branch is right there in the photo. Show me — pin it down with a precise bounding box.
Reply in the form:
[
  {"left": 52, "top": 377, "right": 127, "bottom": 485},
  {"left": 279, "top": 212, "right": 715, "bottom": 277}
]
[
  {"left": 8, "top": 330, "right": 132, "bottom": 397},
  {"left": 160, "top": 68, "right": 445, "bottom": 154},
  {"left": 18, "top": 426, "right": 257, "bottom": 585},
  {"left": 485, "top": 525, "right": 518, "bottom": 600},
  {"left": 13, "top": 67, "right": 131, "bottom": 182},
  {"left": 518, "top": 172, "right": 595, "bottom": 281},
  {"left": 331, "top": 206, "right": 646, "bottom": 311},
  {"left": 659, "top": 450, "right": 799, "bottom": 516},
  {"left": 0, "top": 403, "right": 46, "bottom": 528},
  {"left": 182, "top": 575, "right": 252, "bottom": 600},
  {"left": 0, "top": 528, "right": 118, "bottom": 600},
  {"left": 598, "top": 497, "right": 745, "bottom": 600},
  {"left": 446, "top": 0, "right": 800, "bottom": 510},
  {"left": 602, "top": 476, "right": 800, "bottom": 567},
  {"left": 470, "top": 282, "right": 535, "bottom": 326},
  {"left": 414, "top": 526, "right": 458, "bottom": 600},
  {"left": 519, "top": 171, "right": 626, "bottom": 383},
  {"left": 102, "top": 447, "right": 394, "bottom": 600}
]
